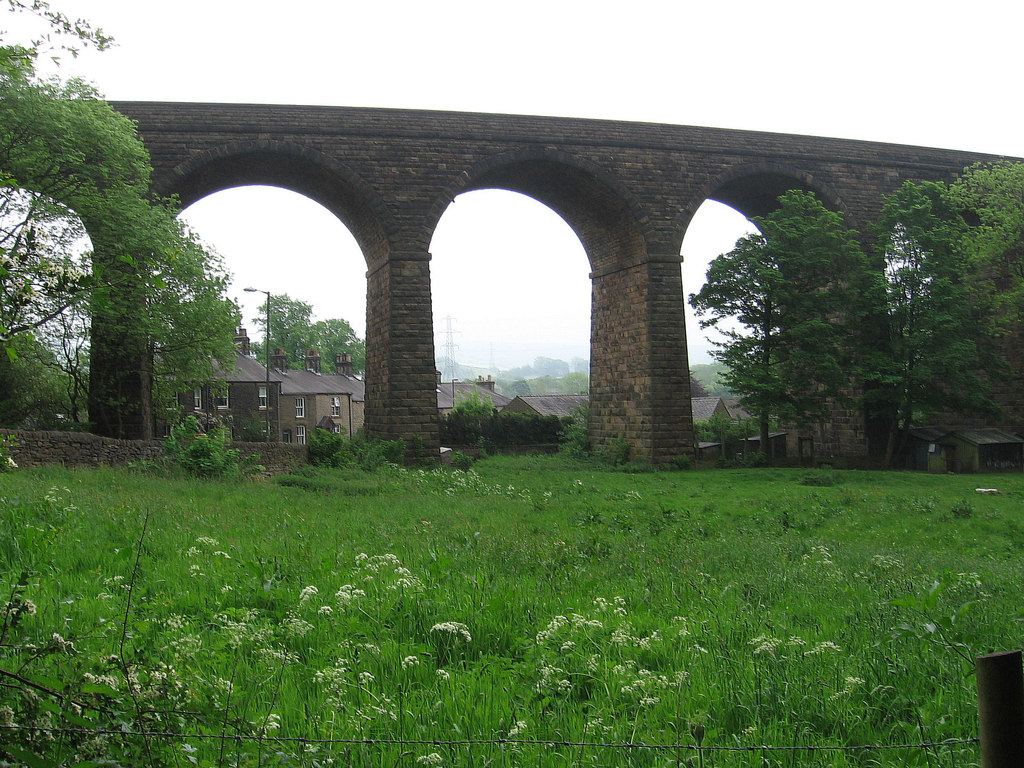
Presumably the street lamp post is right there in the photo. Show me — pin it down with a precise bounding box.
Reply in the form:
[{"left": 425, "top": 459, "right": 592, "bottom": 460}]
[{"left": 244, "top": 287, "right": 272, "bottom": 442}]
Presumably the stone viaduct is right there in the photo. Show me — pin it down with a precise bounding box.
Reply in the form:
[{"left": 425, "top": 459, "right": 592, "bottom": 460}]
[{"left": 93, "top": 102, "right": 1005, "bottom": 462}]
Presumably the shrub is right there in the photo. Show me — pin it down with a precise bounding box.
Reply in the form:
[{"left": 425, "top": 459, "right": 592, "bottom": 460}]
[
  {"left": 164, "top": 415, "right": 243, "bottom": 478},
  {"left": 308, "top": 428, "right": 346, "bottom": 467},
  {"left": 559, "top": 404, "right": 590, "bottom": 458},
  {"left": 307, "top": 429, "right": 405, "bottom": 471},
  {"left": 0, "top": 434, "right": 18, "bottom": 472},
  {"left": 450, "top": 451, "right": 475, "bottom": 471}
]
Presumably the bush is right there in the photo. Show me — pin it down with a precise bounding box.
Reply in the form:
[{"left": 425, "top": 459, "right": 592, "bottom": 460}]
[
  {"left": 441, "top": 394, "right": 573, "bottom": 451},
  {"left": 450, "top": 451, "right": 474, "bottom": 471},
  {"left": 308, "top": 428, "right": 346, "bottom": 467},
  {"left": 599, "top": 438, "right": 632, "bottom": 467},
  {"left": 164, "top": 415, "right": 244, "bottom": 478},
  {"left": 306, "top": 429, "right": 405, "bottom": 471},
  {"left": 559, "top": 404, "right": 590, "bottom": 458}
]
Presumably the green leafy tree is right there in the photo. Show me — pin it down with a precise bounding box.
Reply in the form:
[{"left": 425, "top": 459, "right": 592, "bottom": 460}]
[
  {"left": 949, "top": 161, "right": 1024, "bottom": 332},
  {"left": 864, "top": 180, "right": 1000, "bottom": 465},
  {"left": 558, "top": 371, "right": 589, "bottom": 394},
  {"left": 308, "top": 316, "right": 366, "bottom": 374},
  {"left": 690, "top": 191, "right": 868, "bottom": 458},
  {"left": 251, "top": 293, "right": 365, "bottom": 373},
  {"left": 1, "top": 10, "right": 238, "bottom": 436}
]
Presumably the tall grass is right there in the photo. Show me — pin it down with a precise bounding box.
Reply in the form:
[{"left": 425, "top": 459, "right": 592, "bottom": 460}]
[{"left": 2, "top": 458, "right": 1021, "bottom": 766}]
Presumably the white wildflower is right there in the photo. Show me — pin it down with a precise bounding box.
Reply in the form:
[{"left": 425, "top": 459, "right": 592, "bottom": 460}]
[{"left": 430, "top": 622, "right": 471, "bottom": 643}]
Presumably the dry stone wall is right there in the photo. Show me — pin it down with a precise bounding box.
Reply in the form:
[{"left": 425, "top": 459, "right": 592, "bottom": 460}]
[{"left": 0, "top": 429, "right": 306, "bottom": 475}]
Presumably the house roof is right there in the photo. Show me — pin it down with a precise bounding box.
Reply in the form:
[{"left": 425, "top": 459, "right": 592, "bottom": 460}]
[
  {"left": 437, "top": 381, "right": 512, "bottom": 410},
  {"left": 908, "top": 426, "right": 1024, "bottom": 445},
  {"left": 907, "top": 426, "right": 955, "bottom": 443},
  {"left": 722, "top": 398, "right": 751, "bottom": 420},
  {"left": 951, "top": 428, "right": 1024, "bottom": 446},
  {"left": 277, "top": 368, "right": 364, "bottom": 401},
  {"left": 691, "top": 396, "right": 725, "bottom": 422},
  {"left": 507, "top": 394, "right": 588, "bottom": 417},
  {"left": 223, "top": 352, "right": 365, "bottom": 401}
]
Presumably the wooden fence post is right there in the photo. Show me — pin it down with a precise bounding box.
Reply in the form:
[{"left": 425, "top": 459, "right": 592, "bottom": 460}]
[{"left": 976, "top": 649, "right": 1024, "bottom": 767}]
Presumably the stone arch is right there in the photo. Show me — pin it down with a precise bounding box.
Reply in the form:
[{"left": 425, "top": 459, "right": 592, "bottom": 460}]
[
  {"left": 425, "top": 149, "right": 692, "bottom": 463},
  {"left": 673, "top": 162, "right": 849, "bottom": 253},
  {"left": 155, "top": 139, "right": 394, "bottom": 267},
  {"left": 427, "top": 148, "right": 653, "bottom": 277}
]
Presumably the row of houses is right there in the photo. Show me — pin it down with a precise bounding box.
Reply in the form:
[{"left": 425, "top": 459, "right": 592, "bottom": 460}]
[
  {"left": 183, "top": 330, "right": 589, "bottom": 444},
  {"left": 180, "top": 330, "right": 366, "bottom": 444},
  {"left": 187, "top": 332, "right": 1024, "bottom": 470}
]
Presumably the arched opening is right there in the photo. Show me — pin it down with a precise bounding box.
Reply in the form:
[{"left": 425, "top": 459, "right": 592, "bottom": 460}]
[
  {"left": 179, "top": 185, "right": 368, "bottom": 356},
  {"left": 680, "top": 200, "right": 758, "bottom": 366},
  {"left": 429, "top": 189, "right": 591, "bottom": 399}
]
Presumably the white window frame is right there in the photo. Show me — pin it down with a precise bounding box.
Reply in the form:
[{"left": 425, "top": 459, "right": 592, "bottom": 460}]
[
  {"left": 216, "top": 389, "right": 229, "bottom": 409},
  {"left": 193, "top": 388, "right": 202, "bottom": 409},
  {"left": 296, "top": 425, "right": 306, "bottom": 444},
  {"left": 258, "top": 385, "right": 268, "bottom": 410},
  {"left": 295, "top": 397, "right": 305, "bottom": 418},
  {"left": 330, "top": 396, "right": 341, "bottom": 417}
]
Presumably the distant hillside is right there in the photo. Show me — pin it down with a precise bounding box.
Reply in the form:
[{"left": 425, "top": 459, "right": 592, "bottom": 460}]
[{"left": 690, "top": 362, "right": 732, "bottom": 397}]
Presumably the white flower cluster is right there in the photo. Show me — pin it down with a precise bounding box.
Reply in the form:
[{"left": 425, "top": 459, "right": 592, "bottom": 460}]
[
  {"left": 430, "top": 621, "right": 471, "bottom": 643},
  {"left": 353, "top": 553, "right": 425, "bottom": 593}
]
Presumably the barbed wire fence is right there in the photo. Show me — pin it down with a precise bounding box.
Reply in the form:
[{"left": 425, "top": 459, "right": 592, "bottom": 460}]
[{"left": 0, "top": 722, "right": 982, "bottom": 765}]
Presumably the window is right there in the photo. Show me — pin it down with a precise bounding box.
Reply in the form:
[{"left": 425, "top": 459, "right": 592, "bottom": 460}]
[
  {"left": 295, "top": 397, "right": 305, "bottom": 418},
  {"left": 258, "top": 385, "right": 268, "bottom": 409},
  {"left": 216, "top": 389, "right": 229, "bottom": 409},
  {"left": 330, "top": 396, "right": 341, "bottom": 417},
  {"left": 296, "top": 425, "right": 306, "bottom": 444},
  {"left": 193, "top": 388, "right": 202, "bottom": 409},
  {"left": 282, "top": 430, "right": 291, "bottom": 444},
  {"left": 333, "top": 424, "right": 342, "bottom": 434}
]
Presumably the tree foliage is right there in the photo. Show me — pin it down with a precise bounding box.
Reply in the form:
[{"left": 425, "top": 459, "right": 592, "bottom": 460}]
[
  {"left": 950, "top": 160, "right": 1024, "bottom": 332},
  {"left": 690, "top": 190, "right": 868, "bottom": 456},
  {"left": 1, "top": 6, "right": 238, "bottom": 432},
  {"left": 865, "top": 180, "right": 1000, "bottom": 464},
  {"left": 251, "top": 293, "right": 365, "bottom": 373}
]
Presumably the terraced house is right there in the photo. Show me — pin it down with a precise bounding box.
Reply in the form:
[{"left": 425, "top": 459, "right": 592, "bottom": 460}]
[{"left": 182, "top": 330, "right": 364, "bottom": 443}]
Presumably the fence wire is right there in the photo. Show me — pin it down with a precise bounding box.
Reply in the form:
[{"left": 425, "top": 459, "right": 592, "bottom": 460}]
[{"left": 0, "top": 723, "right": 979, "bottom": 756}]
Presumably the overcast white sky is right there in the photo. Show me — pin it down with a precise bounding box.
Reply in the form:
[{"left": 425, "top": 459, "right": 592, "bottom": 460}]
[{"left": 5, "top": 1, "right": 1022, "bottom": 368}]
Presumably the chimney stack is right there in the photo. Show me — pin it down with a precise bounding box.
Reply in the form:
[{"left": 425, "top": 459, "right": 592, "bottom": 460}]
[
  {"left": 234, "top": 327, "right": 251, "bottom": 355},
  {"left": 270, "top": 348, "right": 288, "bottom": 371},
  {"left": 476, "top": 375, "right": 495, "bottom": 392},
  {"left": 305, "top": 349, "right": 322, "bottom": 373},
  {"left": 335, "top": 353, "right": 354, "bottom": 376}
]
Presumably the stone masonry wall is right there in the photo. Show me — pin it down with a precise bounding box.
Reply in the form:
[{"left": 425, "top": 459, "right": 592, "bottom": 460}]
[{"left": 0, "top": 429, "right": 307, "bottom": 475}]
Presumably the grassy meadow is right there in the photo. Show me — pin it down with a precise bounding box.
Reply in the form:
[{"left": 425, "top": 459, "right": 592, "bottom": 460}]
[{"left": 2, "top": 456, "right": 1023, "bottom": 767}]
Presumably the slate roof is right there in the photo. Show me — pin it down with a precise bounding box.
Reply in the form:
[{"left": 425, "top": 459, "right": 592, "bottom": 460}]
[
  {"left": 277, "top": 368, "right": 364, "bottom": 401},
  {"left": 951, "top": 428, "right": 1024, "bottom": 446},
  {"left": 907, "top": 426, "right": 1024, "bottom": 445},
  {"left": 437, "top": 381, "right": 512, "bottom": 410},
  {"left": 691, "top": 396, "right": 725, "bottom": 422},
  {"left": 222, "top": 352, "right": 364, "bottom": 401},
  {"left": 507, "top": 394, "right": 588, "bottom": 418}
]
